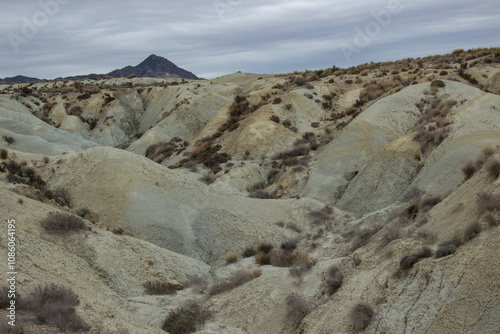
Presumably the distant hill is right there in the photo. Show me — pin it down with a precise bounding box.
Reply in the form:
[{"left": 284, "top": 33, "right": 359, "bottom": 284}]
[
  {"left": 1, "top": 55, "right": 199, "bottom": 82},
  {"left": 0, "top": 75, "right": 42, "bottom": 83},
  {"left": 65, "top": 54, "right": 199, "bottom": 80}
]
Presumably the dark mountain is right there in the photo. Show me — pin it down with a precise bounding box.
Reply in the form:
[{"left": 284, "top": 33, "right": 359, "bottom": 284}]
[
  {"left": 107, "top": 54, "right": 199, "bottom": 80},
  {"left": 3, "top": 55, "right": 199, "bottom": 82},
  {"left": 0, "top": 75, "right": 43, "bottom": 83},
  {"left": 65, "top": 54, "right": 199, "bottom": 80}
]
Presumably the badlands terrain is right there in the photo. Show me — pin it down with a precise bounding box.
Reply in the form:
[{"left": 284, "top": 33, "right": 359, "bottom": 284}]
[{"left": 1, "top": 48, "right": 500, "bottom": 333}]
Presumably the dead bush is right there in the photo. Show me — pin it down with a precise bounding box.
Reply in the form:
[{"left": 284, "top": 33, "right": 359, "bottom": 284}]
[
  {"left": 200, "top": 173, "right": 215, "bottom": 185},
  {"left": 381, "top": 223, "right": 401, "bottom": 246},
  {"left": 349, "top": 227, "right": 381, "bottom": 252},
  {"left": 399, "top": 247, "right": 432, "bottom": 269},
  {"left": 325, "top": 266, "right": 344, "bottom": 295},
  {"left": 461, "top": 160, "right": 477, "bottom": 180},
  {"left": 52, "top": 187, "right": 72, "bottom": 207},
  {"left": 223, "top": 251, "right": 239, "bottom": 265},
  {"left": 349, "top": 302, "right": 374, "bottom": 332},
  {"left": 162, "top": 300, "right": 210, "bottom": 334},
  {"left": 23, "top": 283, "right": 90, "bottom": 332},
  {"left": 462, "top": 222, "right": 481, "bottom": 242},
  {"left": 285, "top": 293, "right": 311, "bottom": 329},
  {"left": 289, "top": 258, "right": 316, "bottom": 278},
  {"left": 476, "top": 191, "right": 500, "bottom": 216},
  {"left": 435, "top": 241, "right": 457, "bottom": 258},
  {"left": 485, "top": 158, "right": 500, "bottom": 179},
  {"left": 308, "top": 205, "right": 333, "bottom": 225},
  {"left": 481, "top": 212, "right": 498, "bottom": 227},
  {"left": 40, "top": 212, "right": 87, "bottom": 232},
  {"left": 143, "top": 280, "right": 178, "bottom": 295}
]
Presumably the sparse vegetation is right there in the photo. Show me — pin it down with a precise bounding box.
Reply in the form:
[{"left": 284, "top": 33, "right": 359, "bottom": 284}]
[
  {"left": 349, "top": 302, "right": 374, "bottom": 332},
  {"left": 435, "top": 241, "right": 457, "bottom": 258},
  {"left": 285, "top": 293, "right": 311, "bottom": 329},
  {"left": 41, "top": 212, "right": 87, "bottom": 232},
  {"left": 162, "top": 300, "right": 211, "bottom": 334},
  {"left": 399, "top": 247, "right": 432, "bottom": 269},
  {"left": 143, "top": 280, "right": 178, "bottom": 295},
  {"left": 208, "top": 269, "right": 261, "bottom": 296},
  {"left": 23, "top": 283, "right": 90, "bottom": 332},
  {"left": 462, "top": 222, "right": 481, "bottom": 242},
  {"left": 325, "top": 266, "right": 344, "bottom": 295}
]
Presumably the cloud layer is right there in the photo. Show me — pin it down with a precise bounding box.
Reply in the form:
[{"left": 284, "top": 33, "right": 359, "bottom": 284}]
[{"left": 1, "top": 0, "right": 498, "bottom": 79}]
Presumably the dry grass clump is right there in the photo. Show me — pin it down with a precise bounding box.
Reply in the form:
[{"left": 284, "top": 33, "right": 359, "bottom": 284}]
[
  {"left": 461, "top": 160, "right": 477, "bottom": 180},
  {"left": 23, "top": 283, "right": 90, "bottom": 332},
  {"left": 285, "top": 293, "right": 312, "bottom": 329},
  {"left": 146, "top": 137, "right": 187, "bottom": 164},
  {"left": 143, "top": 280, "right": 178, "bottom": 295},
  {"left": 223, "top": 251, "right": 239, "bottom": 265},
  {"left": 476, "top": 191, "right": 500, "bottom": 216},
  {"left": 200, "top": 172, "right": 215, "bottom": 185},
  {"left": 357, "top": 80, "right": 398, "bottom": 106},
  {"left": 40, "top": 212, "right": 87, "bottom": 232},
  {"left": 325, "top": 266, "right": 344, "bottom": 295},
  {"left": 381, "top": 223, "right": 401, "bottom": 246},
  {"left": 349, "top": 227, "right": 381, "bottom": 252},
  {"left": 435, "top": 241, "right": 457, "bottom": 259},
  {"left": 308, "top": 205, "right": 333, "bottom": 225},
  {"left": 162, "top": 300, "right": 211, "bottom": 334},
  {"left": 207, "top": 269, "right": 261, "bottom": 296},
  {"left": 485, "top": 158, "right": 500, "bottom": 179},
  {"left": 481, "top": 212, "right": 498, "bottom": 227},
  {"left": 289, "top": 258, "right": 317, "bottom": 278},
  {"left": 399, "top": 247, "right": 433, "bottom": 270},
  {"left": 462, "top": 221, "right": 481, "bottom": 243},
  {"left": 349, "top": 302, "right": 374, "bottom": 332}
]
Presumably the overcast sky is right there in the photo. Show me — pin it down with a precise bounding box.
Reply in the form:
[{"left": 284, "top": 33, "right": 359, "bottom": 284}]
[{"left": 0, "top": 0, "right": 498, "bottom": 79}]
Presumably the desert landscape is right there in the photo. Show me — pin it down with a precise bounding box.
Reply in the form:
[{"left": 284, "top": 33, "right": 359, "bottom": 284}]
[{"left": 1, "top": 47, "right": 500, "bottom": 333}]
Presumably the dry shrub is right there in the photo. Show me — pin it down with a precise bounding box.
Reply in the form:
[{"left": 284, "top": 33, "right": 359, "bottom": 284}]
[
  {"left": 41, "top": 212, "right": 87, "bottom": 232},
  {"left": 0, "top": 317, "right": 24, "bottom": 334},
  {"left": 143, "top": 280, "right": 178, "bottom": 295},
  {"left": 249, "top": 189, "right": 275, "bottom": 199},
  {"left": 325, "top": 266, "right": 344, "bottom": 295},
  {"left": 481, "top": 212, "right": 498, "bottom": 227},
  {"left": 200, "top": 173, "right": 215, "bottom": 185},
  {"left": 207, "top": 269, "right": 259, "bottom": 296},
  {"left": 308, "top": 205, "right": 333, "bottom": 225},
  {"left": 24, "top": 284, "right": 90, "bottom": 332},
  {"left": 485, "top": 158, "right": 500, "bottom": 179},
  {"left": 255, "top": 251, "right": 270, "bottom": 265},
  {"left": 462, "top": 222, "right": 481, "bottom": 242},
  {"left": 162, "top": 300, "right": 210, "bottom": 334},
  {"left": 285, "top": 293, "right": 312, "bottom": 329},
  {"left": 289, "top": 258, "right": 316, "bottom": 278},
  {"left": 223, "top": 251, "right": 239, "bottom": 265},
  {"left": 476, "top": 191, "right": 500, "bottom": 216},
  {"left": 381, "top": 223, "right": 401, "bottom": 246},
  {"left": 242, "top": 247, "right": 256, "bottom": 258},
  {"left": 0, "top": 148, "right": 7, "bottom": 159},
  {"left": 358, "top": 80, "right": 397, "bottom": 105},
  {"left": 349, "top": 227, "right": 381, "bottom": 252},
  {"left": 430, "top": 80, "right": 445, "bottom": 88},
  {"left": 461, "top": 160, "right": 477, "bottom": 180},
  {"left": 399, "top": 247, "right": 432, "bottom": 269},
  {"left": 435, "top": 241, "right": 457, "bottom": 258},
  {"left": 349, "top": 302, "right": 374, "bottom": 332}
]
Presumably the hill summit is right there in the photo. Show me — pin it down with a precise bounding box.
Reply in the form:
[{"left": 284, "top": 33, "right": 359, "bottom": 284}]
[{"left": 106, "top": 54, "right": 199, "bottom": 80}]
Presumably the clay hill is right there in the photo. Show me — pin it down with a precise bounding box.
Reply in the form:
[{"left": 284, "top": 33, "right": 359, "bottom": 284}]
[
  {"left": 0, "top": 54, "right": 199, "bottom": 83},
  {"left": 1, "top": 47, "right": 500, "bottom": 334}
]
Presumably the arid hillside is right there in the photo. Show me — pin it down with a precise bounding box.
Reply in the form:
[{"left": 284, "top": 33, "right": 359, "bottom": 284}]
[{"left": 1, "top": 48, "right": 500, "bottom": 334}]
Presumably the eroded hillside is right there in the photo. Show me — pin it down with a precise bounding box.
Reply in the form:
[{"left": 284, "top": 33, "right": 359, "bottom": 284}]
[{"left": 1, "top": 48, "right": 500, "bottom": 333}]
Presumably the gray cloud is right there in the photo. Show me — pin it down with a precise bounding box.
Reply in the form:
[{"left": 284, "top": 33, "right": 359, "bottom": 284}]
[{"left": 0, "top": 0, "right": 498, "bottom": 79}]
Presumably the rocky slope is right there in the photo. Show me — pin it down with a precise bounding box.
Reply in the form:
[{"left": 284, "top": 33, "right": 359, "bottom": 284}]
[{"left": 1, "top": 48, "right": 500, "bottom": 333}]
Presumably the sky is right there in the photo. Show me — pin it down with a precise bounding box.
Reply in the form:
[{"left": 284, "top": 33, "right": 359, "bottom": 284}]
[{"left": 0, "top": 0, "right": 499, "bottom": 79}]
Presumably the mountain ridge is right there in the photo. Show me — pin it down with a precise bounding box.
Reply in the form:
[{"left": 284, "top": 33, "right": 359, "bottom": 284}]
[{"left": 0, "top": 54, "right": 199, "bottom": 83}]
